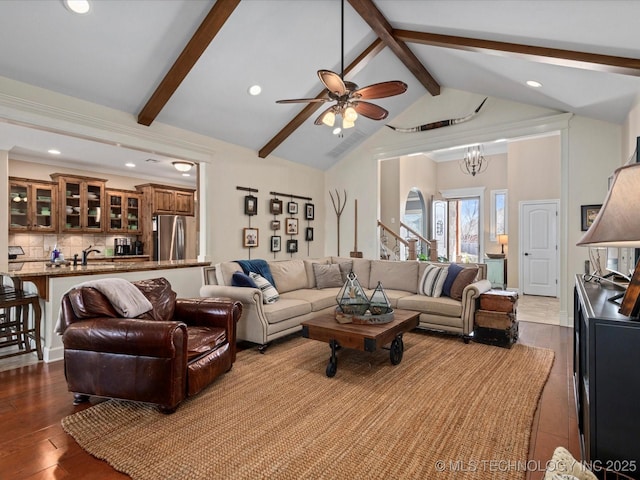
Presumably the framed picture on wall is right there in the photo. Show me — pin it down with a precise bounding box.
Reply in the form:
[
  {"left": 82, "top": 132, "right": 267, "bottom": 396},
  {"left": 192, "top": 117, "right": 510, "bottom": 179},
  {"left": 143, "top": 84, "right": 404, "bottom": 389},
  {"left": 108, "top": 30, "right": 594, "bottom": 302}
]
[
  {"left": 270, "top": 235, "right": 281, "bottom": 252},
  {"left": 581, "top": 204, "right": 602, "bottom": 231},
  {"left": 305, "top": 227, "right": 314, "bottom": 241},
  {"left": 288, "top": 201, "right": 298, "bottom": 214},
  {"left": 287, "top": 239, "right": 298, "bottom": 253},
  {"left": 270, "top": 199, "right": 283, "bottom": 215},
  {"left": 286, "top": 218, "right": 298, "bottom": 235},
  {"left": 305, "top": 203, "right": 314, "bottom": 220},
  {"left": 271, "top": 220, "right": 281, "bottom": 230},
  {"left": 244, "top": 195, "right": 257, "bottom": 216},
  {"left": 243, "top": 227, "right": 259, "bottom": 247}
]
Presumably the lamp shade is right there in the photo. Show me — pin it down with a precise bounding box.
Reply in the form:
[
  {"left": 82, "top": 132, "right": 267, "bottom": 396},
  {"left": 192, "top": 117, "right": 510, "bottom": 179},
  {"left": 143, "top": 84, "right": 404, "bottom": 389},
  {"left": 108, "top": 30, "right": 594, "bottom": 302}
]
[
  {"left": 498, "top": 234, "right": 508, "bottom": 246},
  {"left": 577, "top": 163, "right": 640, "bottom": 248}
]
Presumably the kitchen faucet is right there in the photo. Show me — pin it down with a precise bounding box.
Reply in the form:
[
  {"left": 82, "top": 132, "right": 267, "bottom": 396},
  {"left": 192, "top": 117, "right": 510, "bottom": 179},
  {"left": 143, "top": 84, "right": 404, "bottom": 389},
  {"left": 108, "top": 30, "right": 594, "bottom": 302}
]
[{"left": 81, "top": 245, "right": 100, "bottom": 266}]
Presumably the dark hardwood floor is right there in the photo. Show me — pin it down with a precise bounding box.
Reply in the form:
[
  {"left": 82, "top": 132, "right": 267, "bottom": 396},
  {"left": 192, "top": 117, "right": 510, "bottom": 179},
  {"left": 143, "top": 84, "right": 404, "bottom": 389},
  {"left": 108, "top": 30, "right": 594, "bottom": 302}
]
[{"left": 0, "top": 321, "right": 578, "bottom": 479}]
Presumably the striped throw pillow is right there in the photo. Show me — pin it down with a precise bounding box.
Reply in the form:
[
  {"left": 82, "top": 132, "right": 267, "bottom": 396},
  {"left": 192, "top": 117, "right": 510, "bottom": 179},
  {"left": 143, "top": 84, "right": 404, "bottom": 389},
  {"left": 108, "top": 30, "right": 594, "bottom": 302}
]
[
  {"left": 419, "top": 264, "right": 449, "bottom": 297},
  {"left": 249, "top": 272, "right": 280, "bottom": 304}
]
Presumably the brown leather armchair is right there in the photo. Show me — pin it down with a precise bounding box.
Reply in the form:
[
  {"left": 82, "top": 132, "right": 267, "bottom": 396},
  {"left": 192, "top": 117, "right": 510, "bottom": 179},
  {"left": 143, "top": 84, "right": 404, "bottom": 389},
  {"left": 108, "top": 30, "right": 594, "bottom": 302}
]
[{"left": 58, "top": 277, "right": 242, "bottom": 412}]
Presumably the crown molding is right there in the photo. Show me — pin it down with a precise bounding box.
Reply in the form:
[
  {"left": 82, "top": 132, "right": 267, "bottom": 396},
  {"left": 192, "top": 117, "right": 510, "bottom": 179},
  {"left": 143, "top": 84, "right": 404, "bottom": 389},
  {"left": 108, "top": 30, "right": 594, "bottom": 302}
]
[
  {"left": 0, "top": 91, "right": 215, "bottom": 163},
  {"left": 369, "top": 112, "right": 574, "bottom": 161}
]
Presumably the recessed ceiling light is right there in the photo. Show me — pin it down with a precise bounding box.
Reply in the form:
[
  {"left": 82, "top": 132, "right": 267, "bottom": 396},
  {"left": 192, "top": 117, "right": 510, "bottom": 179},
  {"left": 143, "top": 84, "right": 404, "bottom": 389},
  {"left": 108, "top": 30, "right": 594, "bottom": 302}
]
[
  {"left": 182, "top": 173, "right": 191, "bottom": 177},
  {"left": 125, "top": 162, "right": 136, "bottom": 168},
  {"left": 526, "top": 80, "right": 543, "bottom": 88},
  {"left": 48, "top": 149, "right": 61, "bottom": 155},
  {"left": 64, "top": 0, "right": 91, "bottom": 14},
  {"left": 248, "top": 85, "right": 262, "bottom": 96},
  {"left": 332, "top": 127, "right": 342, "bottom": 135}
]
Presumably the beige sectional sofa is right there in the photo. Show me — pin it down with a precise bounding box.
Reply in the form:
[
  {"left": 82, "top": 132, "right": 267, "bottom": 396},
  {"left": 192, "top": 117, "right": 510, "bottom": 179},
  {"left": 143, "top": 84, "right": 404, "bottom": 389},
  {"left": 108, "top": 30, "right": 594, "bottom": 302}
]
[{"left": 200, "top": 257, "right": 491, "bottom": 351}]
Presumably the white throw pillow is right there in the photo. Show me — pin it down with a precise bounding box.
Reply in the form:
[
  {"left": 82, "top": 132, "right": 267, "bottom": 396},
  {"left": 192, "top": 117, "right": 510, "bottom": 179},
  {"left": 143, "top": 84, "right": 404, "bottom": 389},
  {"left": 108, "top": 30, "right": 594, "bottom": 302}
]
[
  {"left": 419, "top": 264, "right": 449, "bottom": 297},
  {"left": 249, "top": 272, "right": 280, "bottom": 304}
]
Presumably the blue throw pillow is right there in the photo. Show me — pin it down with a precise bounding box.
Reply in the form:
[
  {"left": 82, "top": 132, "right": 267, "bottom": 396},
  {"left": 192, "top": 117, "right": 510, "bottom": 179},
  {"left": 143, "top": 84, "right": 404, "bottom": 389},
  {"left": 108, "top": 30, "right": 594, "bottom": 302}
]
[
  {"left": 232, "top": 271, "right": 258, "bottom": 288},
  {"left": 441, "top": 263, "right": 463, "bottom": 297}
]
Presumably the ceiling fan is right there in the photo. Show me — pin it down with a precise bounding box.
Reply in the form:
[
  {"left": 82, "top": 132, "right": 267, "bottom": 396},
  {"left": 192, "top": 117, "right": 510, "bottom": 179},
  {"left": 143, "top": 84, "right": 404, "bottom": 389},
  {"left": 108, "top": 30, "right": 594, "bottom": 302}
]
[{"left": 275, "top": 0, "right": 407, "bottom": 130}]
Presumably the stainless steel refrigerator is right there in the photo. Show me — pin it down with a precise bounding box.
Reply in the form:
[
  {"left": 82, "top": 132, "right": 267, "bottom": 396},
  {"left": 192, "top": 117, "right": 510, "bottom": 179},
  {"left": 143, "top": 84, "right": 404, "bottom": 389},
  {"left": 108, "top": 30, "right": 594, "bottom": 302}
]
[{"left": 152, "top": 215, "right": 197, "bottom": 261}]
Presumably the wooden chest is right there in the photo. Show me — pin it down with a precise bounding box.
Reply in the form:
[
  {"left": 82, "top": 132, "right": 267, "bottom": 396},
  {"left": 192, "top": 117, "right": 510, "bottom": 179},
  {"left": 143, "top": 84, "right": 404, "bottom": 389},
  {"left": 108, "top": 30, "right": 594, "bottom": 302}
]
[
  {"left": 475, "top": 310, "right": 516, "bottom": 330},
  {"left": 479, "top": 290, "right": 519, "bottom": 313},
  {"left": 474, "top": 323, "right": 519, "bottom": 349}
]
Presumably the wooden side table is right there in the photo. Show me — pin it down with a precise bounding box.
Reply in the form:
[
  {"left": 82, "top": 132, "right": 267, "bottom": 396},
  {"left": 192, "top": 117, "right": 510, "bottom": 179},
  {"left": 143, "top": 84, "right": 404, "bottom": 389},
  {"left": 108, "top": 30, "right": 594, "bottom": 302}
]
[{"left": 474, "top": 290, "right": 518, "bottom": 348}]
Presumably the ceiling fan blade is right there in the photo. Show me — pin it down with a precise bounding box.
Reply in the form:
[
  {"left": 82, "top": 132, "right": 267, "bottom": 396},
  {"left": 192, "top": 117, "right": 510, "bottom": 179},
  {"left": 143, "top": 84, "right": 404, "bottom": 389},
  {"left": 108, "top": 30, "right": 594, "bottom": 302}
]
[
  {"left": 318, "top": 70, "right": 347, "bottom": 96},
  {"left": 353, "top": 101, "right": 389, "bottom": 121},
  {"left": 276, "top": 98, "right": 328, "bottom": 104},
  {"left": 353, "top": 81, "right": 408, "bottom": 100}
]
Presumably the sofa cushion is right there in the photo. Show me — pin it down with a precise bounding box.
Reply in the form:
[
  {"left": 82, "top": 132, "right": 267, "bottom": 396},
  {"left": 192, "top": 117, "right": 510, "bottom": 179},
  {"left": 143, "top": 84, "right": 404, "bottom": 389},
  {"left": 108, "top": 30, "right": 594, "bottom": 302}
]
[
  {"left": 380, "top": 289, "right": 413, "bottom": 308},
  {"left": 249, "top": 272, "right": 280, "bottom": 304},
  {"left": 281, "top": 289, "right": 339, "bottom": 311},
  {"left": 369, "top": 260, "right": 419, "bottom": 292},
  {"left": 304, "top": 258, "right": 330, "bottom": 288},
  {"left": 397, "top": 295, "right": 462, "bottom": 317},
  {"left": 450, "top": 267, "right": 479, "bottom": 301},
  {"left": 441, "top": 263, "right": 463, "bottom": 297},
  {"left": 216, "top": 262, "right": 242, "bottom": 286},
  {"left": 332, "top": 257, "right": 371, "bottom": 288},
  {"left": 337, "top": 261, "right": 353, "bottom": 282},
  {"left": 313, "top": 263, "right": 343, "bottom": 289},
  {"left": 263, "top": 298, "right": 312, "bottom": 324},
  {"left": 419, "top": 264, "right": 449, "bottom": 297},
  {"left": 269, "top": 259, "right": 308, "bottom": 294},
  {"left": 231, "top": 271, "right": 258, "bottom": 288}
]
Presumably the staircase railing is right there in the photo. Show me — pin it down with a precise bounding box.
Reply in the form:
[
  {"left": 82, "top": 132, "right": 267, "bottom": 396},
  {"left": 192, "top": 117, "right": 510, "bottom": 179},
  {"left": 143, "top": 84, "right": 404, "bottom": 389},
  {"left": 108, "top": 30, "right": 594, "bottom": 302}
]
[
  {"left": 378, "top": 220, "right": 438, "bottom": 261},
  {"left": 400, "top": 221, "right": 438, "bottom": 261}
]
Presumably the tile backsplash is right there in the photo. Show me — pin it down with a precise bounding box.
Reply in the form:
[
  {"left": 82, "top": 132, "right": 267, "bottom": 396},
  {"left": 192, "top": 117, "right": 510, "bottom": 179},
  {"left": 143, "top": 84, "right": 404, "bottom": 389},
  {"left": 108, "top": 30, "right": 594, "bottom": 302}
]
[{"left": 9, "top": 233, "right": 138, "bottom": 260}]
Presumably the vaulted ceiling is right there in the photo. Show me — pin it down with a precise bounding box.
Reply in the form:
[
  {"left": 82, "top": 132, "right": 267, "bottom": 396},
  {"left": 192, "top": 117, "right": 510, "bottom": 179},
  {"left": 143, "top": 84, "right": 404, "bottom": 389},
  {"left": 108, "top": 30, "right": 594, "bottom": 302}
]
[{"left": 1, "top": 0, "right": 640, "bottom": 179}]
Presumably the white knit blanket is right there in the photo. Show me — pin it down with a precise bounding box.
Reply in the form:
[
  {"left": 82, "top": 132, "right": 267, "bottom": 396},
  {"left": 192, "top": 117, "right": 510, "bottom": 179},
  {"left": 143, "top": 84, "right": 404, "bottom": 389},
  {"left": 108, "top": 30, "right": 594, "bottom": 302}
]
[{"left": 55, "top": 278, "right": 153, "bottom": 334}]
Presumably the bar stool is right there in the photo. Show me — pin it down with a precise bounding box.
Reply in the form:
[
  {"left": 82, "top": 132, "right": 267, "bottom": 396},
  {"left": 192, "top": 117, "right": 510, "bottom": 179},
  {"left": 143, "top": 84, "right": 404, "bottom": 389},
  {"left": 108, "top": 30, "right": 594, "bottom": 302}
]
[{"left": 0, "top": 284, "right": 42, "bottom": 360}]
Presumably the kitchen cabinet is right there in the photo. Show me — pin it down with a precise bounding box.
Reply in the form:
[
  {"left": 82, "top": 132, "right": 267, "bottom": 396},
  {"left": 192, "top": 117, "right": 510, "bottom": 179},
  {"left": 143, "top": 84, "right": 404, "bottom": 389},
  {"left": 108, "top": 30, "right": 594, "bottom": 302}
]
[
  {"left": 105, "top": 189, "right": 141, "bottom": 234},
  {"left": 9, "top": 177, "right": 57, "bottom": 232},
  {"left": 135, "top": 183, "right": 195, "bottom": 216},
  {"left": 51, "top": 174, "right": 106, "bottom": 233},
  {"left": 574, "top": 275, "right": 640, "bottom": 468}
]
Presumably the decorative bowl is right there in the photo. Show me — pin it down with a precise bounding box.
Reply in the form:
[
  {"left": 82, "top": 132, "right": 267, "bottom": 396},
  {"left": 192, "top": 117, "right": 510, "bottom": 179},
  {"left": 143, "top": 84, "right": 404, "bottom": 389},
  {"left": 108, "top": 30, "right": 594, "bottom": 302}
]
[
  {"left": 73, "top": 206, "right": 81, "bottom": 213},
  {"left": 486, "top": 253, "right": 505, "bottom": 259},
  {"left": 66, "top": 206, "right": 73, "bottom": 214}
]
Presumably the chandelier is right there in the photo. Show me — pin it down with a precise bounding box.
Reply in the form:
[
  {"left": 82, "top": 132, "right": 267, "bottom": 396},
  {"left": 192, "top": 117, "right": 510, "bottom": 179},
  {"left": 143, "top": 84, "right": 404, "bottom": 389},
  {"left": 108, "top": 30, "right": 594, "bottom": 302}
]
[{"left": 460, "top": 144, "right": 488, "bottom": 176}]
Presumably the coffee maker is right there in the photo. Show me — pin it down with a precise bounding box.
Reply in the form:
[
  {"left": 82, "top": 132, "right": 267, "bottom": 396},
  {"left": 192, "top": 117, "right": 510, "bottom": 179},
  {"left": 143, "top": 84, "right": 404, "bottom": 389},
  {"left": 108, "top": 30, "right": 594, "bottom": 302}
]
[
  {"left": 133, "top": 240, "right": 143, "bottom": 255},
  {"left": 114, "top": 238, "right": 131, "bottom": 256}
]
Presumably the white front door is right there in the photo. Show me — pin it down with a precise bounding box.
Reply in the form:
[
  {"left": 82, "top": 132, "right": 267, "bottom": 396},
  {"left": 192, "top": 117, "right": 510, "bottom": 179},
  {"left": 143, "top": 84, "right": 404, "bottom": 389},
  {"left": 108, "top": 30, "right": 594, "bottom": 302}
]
[{"left": 521, "top": 201, "right": 559, "bottom": 297}]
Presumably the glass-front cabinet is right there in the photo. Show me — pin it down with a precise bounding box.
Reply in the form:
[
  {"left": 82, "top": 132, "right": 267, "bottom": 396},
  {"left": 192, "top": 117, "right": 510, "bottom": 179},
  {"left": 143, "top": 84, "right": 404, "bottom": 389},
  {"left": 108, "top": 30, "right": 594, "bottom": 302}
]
[
  {"left": 51, "top": 174, "right": 106, "bottom": 233},
  {"left": 106, "top": 189, "right": 141, "bottom": 234},
  {"left": 9, "top": 177, "right": 57, "bottom": 232}
]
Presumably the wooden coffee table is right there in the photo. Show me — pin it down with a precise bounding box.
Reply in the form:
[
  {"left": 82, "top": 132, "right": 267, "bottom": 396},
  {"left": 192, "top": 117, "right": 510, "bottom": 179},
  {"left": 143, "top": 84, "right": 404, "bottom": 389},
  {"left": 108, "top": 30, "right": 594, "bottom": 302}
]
[{"left": 301, "top": 309, "right": 420, "bottom": 377}]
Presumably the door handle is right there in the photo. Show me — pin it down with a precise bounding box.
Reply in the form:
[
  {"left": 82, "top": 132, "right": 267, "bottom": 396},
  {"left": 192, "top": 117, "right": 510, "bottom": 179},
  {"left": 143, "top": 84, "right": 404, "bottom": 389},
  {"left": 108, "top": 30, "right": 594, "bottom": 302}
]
[{"left": 524, "top": 252, "right": 530, "bottom": 256}]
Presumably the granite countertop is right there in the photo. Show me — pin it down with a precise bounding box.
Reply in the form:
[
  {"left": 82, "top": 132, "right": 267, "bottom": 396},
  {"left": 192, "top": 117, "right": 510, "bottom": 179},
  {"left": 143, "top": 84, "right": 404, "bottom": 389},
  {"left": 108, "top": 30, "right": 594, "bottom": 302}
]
[
  {"left": 2, "top": 259, "right": 210, "bottom": 278},
  {"left": 9, "top": 255, "right": 150, "bottom": 263}
]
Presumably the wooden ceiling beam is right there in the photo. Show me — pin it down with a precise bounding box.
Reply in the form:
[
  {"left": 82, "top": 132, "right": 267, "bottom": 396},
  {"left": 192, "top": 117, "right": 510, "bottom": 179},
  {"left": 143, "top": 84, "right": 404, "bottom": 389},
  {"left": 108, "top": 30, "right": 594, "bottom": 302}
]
[
  {"left": 137, "top": 0, "right": 241, "bottom": 126},
  {"left": 395, "top": 30, "right": 640, "bottom": 77},
  {"left": 258, "top": 38, "right": 385, "bottom": 159},
  {"left": 347, "top": 0, "right": 440, "bottom": 96}
]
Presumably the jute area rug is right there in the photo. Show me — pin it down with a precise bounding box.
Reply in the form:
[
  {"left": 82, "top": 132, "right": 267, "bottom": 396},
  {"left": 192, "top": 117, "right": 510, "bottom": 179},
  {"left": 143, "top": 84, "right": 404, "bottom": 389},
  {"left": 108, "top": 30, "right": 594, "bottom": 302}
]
[{"left": 62, "top": 332, "right": 554, "bottom": 480}]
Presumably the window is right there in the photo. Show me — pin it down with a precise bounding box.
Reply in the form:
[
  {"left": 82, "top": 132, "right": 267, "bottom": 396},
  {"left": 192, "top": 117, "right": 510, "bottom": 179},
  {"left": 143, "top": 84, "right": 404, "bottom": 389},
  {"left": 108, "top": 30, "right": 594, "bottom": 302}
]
[
  {"left": 435, "top": 187, "right": 485, "bottom": 263},
  {"left": 490, "top": 189, "right": 508, "bottom": 241}
]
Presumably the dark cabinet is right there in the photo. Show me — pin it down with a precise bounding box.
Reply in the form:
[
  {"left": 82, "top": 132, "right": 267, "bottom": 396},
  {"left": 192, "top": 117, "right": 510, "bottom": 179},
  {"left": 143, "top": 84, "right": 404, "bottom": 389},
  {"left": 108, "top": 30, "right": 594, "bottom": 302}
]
[{"left": 574, "top": 275, "right": 640, "bottom": 473}]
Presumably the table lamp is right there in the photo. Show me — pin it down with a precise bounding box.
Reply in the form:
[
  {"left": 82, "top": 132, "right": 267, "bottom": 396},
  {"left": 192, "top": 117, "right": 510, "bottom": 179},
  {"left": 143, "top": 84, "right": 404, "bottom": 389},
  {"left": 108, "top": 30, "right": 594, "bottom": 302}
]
[
  {"left": 577, "top": 163, "right": 640, "bottom": 317},
  {"left": 498, "top": 234, "right": 508, "bottom": 255}
]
